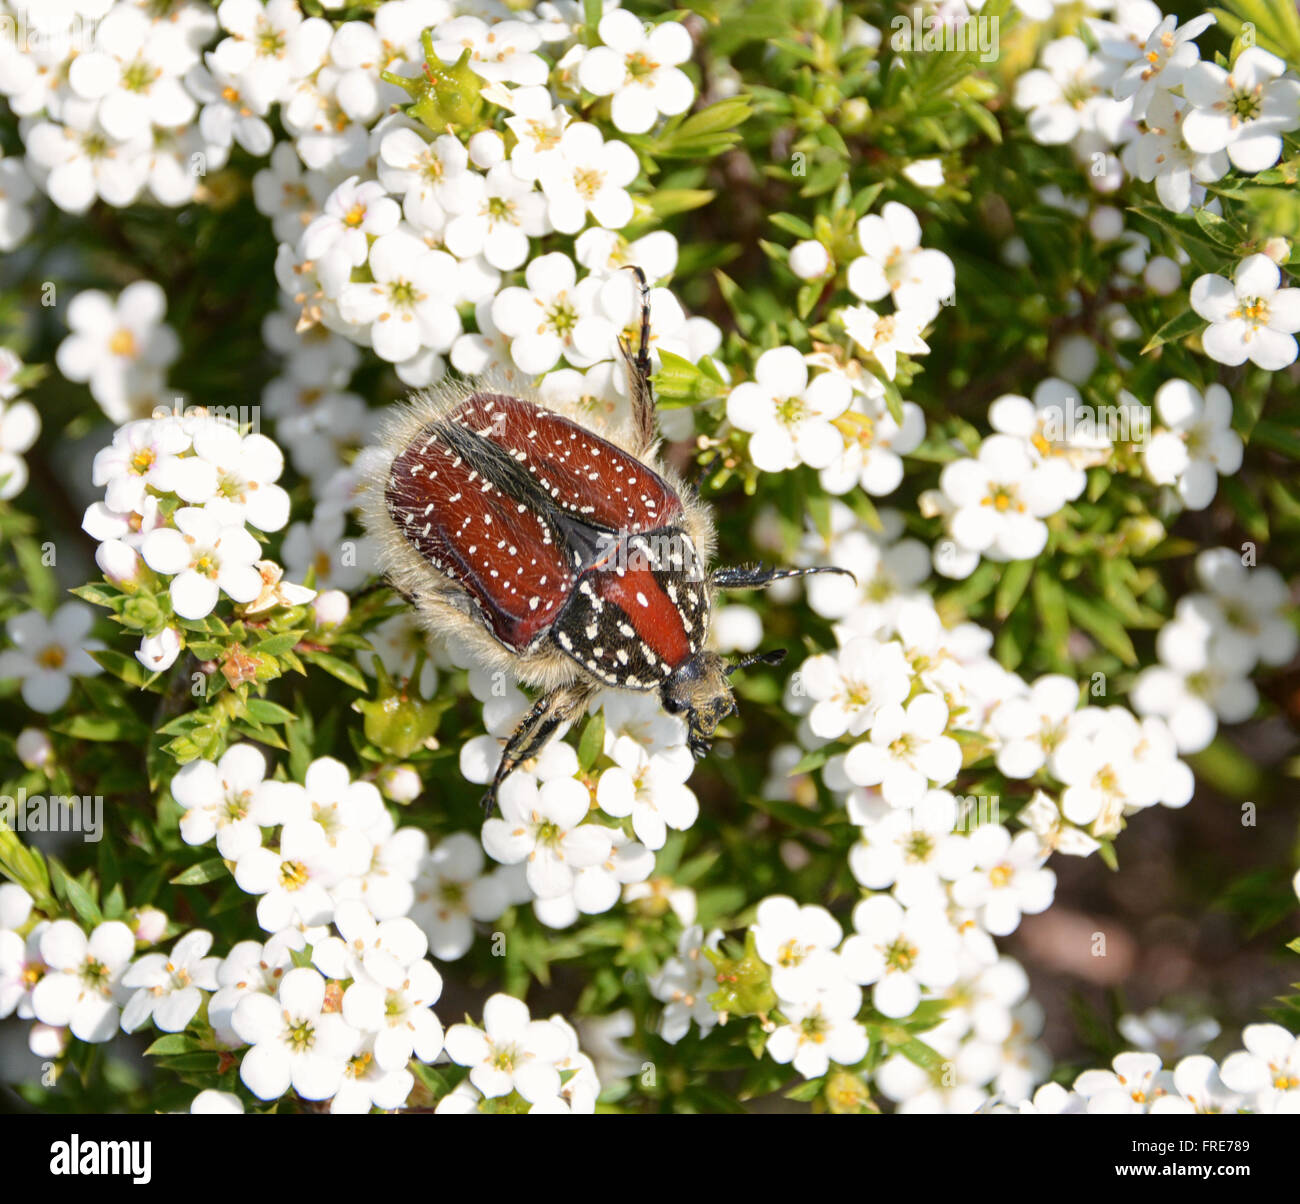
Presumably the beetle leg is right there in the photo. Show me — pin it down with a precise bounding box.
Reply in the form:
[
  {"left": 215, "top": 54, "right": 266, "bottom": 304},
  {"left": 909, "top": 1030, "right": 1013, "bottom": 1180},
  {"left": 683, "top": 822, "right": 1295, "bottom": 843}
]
[
  {"left": 481, "top": 679, "right": 598, "bottom": 815},
  {"left": 618, "top": 264, "right": 657, "bottom": 456},
  {"left": 711, "top": 563, "right": 857, "bottom": 590}
]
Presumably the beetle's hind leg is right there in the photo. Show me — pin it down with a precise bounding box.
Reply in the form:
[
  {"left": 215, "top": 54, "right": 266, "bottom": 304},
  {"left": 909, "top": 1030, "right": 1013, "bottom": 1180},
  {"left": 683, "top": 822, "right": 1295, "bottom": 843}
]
[
  {"left": 711, "top": 564, "right": 857, "bottom": 590},
  {"left": 481, "top": 679, "right": 598, "bottom": 815},
  {"left": 618, "top": 265, "right": 657, "bottom": 456}
]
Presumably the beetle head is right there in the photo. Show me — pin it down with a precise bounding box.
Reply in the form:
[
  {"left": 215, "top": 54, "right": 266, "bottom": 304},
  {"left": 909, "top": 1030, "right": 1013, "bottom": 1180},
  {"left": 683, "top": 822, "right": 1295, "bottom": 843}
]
[{"left": 661, "top": 649, "right": 787, "bottom": 758}]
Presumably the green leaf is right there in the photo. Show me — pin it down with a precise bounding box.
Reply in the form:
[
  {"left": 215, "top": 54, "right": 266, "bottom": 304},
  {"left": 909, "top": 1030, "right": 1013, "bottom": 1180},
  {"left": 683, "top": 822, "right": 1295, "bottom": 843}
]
[
  {"left": 1142, "top": 308, "right": 1205, "bottom": 354},
  {"left": 577, "top": 710, "right": 605, "bottom": 773},
  {"left": 302, "top": 651, "right": 370, "bottom": 692},
  {"left": 170, "top": 858, "right": 230, "bottom": 886},
  {"left": 144, "top": 1033, "right": 203, "bottom": 1057},
  {"left": 994, "top": 560, "right": 1033, "bottom": 620},
  {"left": 1064, "top": 593, "right": 1137, "bottom": 664},
  {"left": 52, "top": 713, "right": 150, "bottom": 743},
  {"left": 244, "top": 697, "right": 298, "bottom": 725}
]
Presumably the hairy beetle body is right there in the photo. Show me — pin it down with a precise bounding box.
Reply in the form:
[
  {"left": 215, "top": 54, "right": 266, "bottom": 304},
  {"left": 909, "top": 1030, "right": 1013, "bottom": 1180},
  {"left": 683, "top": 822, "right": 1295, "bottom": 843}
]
[{"left": 361, "top": 269, "right": 848, "bottom": 810}]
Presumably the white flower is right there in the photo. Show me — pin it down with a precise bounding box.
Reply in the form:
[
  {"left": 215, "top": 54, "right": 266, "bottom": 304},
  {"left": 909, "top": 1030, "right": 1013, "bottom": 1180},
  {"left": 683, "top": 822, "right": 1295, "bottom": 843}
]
[
  {"left": 331, "top": 1035, "right": 416, "bottom": 1114},
  {"left": 1190, "top": 254, "right": 1300, "bottom": 370},
  {"left": 578, "top": 12, "right": 695, "bottom": 135},
  {"left": 1014, "top": 37, "right": 1115, "bottom": 146},
  {"left": 726, "top": 347, "right": 852, "bottom": 472},
  {"left": 281, "top": 509, "right": 374, "bottom": 592},
  {"left": 841, "top": 895, "right": 960, "bottom": 1018},
  {"left": 0, "top": 154, "right": 36, "bottom": 250},
  {"left": 751, "top": 895, "right": 843, "bottom": 1003},
  {"left": 0, "top": 393, "right": 37, "bottom": 499},
  {"left": 1182, "top": 47, "right": 1300, "bottom": 173},
  {"left": 55, "top": 282, "right": 179, "bottom": 419},
  {"left": 800, "top": 636, "right": 911, "bottom": 740},
  {"left": 302, "top": 176, "right": 400, "bottom": 276},
  {"left": 338, "top": 229, "right": 461, "bottom": 366},
  {"left": 210, "top": 0, "right": 331, "bottom": 110},
  {"left": 1074, "top": 1051, "right": 1174, "bottom": 1113},
  {"left": 171, "top": 744, "right": 276, "bottom": 859},
  {"left": 650, "top": 925, "right": 723, "bottom": 1043},
  {"left": 91, "top": 417, "right": 190, "bottom": 515},
  {"left": 1142, "top": 379, "right": 1241, "bottom": 509},
  {"left": 136, "top": 627, "right": 182, "bottom": 673},
  {"left": 185, "top": 421, "right": 291, "bottom": 531},
  {"left": 185, "top": 59, "right": 275, "bottom": 157},
  {"left": 765, "top": 979, "right": 869, "bottom": 1078},
  {"left": 208, "top": 936, "right": 293, "bottom": 1046},
  {"left": 341, "top": 957, "right": 444, "bottom": 1071},
  {"left": 444, "top": 162, "right": 549, "bottom": 271},
  {"left": 233, "top": 966, "right": 358, "bottom": 1102},
  {"left": 950, "top": 826, "right": 1057, "bottom": 937},
  {"left": 818, "top": 387, "right": 925, "bottom": 498},
  {"left": 840, "top": 304, "right": 930, "bottom": 380},
  {"left": 431, "top": 17, "right": 547, "bottom": 87},
  {"left": 1194, "top": 547, "right": 1298, "bottom": 670},
  {"left": 24, "top": 112, "right": 150, "bottom": 214},
  {"left": 233, "top": 820, "right": 341, "bottom": 933},
  {"left": 141, "top": 505, "right": 263, "bottom": 619},
  {"left": 991, "top": 673, "right": 1080, "bottom": 778},
  {"left": 848, "top": 789, "right": 975, "bottom": 906},
  {"left": 30, "top": 920, "right": 135, "bottom": 1043},
  {"left": 120, "top": 929, "right": 220, "bottom": 1034},
  {"left": 937, "top": 435, "right": 1069, "bottom": 562},
  {"left": 1113, "top": 13, "right": 1215, "bottom": 120},
  {"left": 411, "top": 833, "right": 508, "bottom": 960},
  {"left": 0, "top": 603, "right": 103, "bottom": 713},
  {"left": 69, "top": 5, "right": 196, "bottom": 141},
  {"left": 1130, "top": 91, "right": 1228, "bottom": 213},
  {"left": 538, "top": 122, "right": 639, "bottom": 234},
  {"left": 596, "top": 744, "right": 697, "bottom": 851},
  {"left": 481, "top": 769, "right": 612, "bottom": 900},
  {"left": 443, "top": 993, "right": 569, "bottom": 1102},
  {"left": 491, "top": 252, "right": 614, "bottom": 373},
  {"left": 191, "top": 1089, "right": 245, "bottom": 1114},
  {"left": 987, "top": 377, "right": 1112, "bottom": 501},
  {"left": 1219, "top": 1023, "right": 1300, "bottom": 1112},
  {"left": 377, "top": 127, "right": 474, "bottom": 234},
  {"left": 1118, "top": 1008, "right": 1220, "bottom": 1061},
  {"left": 843, "top": 693, "right": 963, "bottom": 807},
  {"left": 848, "top": 203, "right": 954, "bottom": 320}
]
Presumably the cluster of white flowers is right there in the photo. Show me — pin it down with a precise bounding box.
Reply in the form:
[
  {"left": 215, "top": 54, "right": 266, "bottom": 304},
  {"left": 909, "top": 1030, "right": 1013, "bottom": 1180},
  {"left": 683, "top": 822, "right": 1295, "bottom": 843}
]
[
  {"left": 0, "top": 752, "right": 604, "bottom": 1114},
  {"left": 922, "top": 379, "right": 1112, "bottom": 578},
  {"left": 1014, "top": 5, "right": 1300, "bottom": 370},
  {"left": 80, "top": 402, "right": 311, "bottom": 669},
  {"left": 463, "top": 670, "right": 697, "bottom": 929},
  {"left": 1132, "top": 547, "right": 1292, "bottom": 752},
  {"left": 996, "top": 1022, "right": 1300, "bottom": 1114},
  {"left": 727, "top": 203, "right": 945, "bottom": 483},
  {"left": 6, "top": 0, "right": 220, "bottom": 212}
]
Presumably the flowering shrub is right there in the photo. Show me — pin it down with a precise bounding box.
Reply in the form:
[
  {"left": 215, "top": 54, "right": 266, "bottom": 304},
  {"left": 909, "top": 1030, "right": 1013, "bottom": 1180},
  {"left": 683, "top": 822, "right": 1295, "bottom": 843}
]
[{"left": 0, "top": 0, "right": 1298, "bottom": 1120}]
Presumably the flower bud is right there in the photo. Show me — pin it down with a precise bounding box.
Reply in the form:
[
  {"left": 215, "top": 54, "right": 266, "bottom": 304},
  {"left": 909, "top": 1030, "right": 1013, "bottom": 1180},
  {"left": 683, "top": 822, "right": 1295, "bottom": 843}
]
[
  {"left": 379, "top": 764, "right": 422, "bottom": 803},
  {"left": 789, "top": 240, "right": 830, "bottom": 280},
  {"left": 132, "top": 906, "right": 168, "bottom": 944},
  {"left": 16, "top": 727, "right": 52, "bottom": 770},
  {"left": 136, "top": 628, "right": 182, "bottom": 673},
  {"left": 1263, "top": 236, "right": 1292, "bottom": 264},
  {"left": 95, "top": 538, "right": 142, "bottom": 587},
  {"left": 312, "top": 589, "right": 351, "bottom": 629}
]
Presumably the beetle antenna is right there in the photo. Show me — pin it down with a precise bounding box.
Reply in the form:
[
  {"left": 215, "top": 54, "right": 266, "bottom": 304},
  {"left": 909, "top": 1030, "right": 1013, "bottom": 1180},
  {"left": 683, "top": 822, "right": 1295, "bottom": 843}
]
[{"left": 725, "top": 648, "right": 787, "bottom": 677}]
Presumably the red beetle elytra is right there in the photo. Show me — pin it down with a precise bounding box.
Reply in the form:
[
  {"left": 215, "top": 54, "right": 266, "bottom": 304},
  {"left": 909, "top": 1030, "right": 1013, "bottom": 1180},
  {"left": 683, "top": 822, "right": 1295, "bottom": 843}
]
[{"left": 363, "top": 269, "right": 849, "bottom": 811}]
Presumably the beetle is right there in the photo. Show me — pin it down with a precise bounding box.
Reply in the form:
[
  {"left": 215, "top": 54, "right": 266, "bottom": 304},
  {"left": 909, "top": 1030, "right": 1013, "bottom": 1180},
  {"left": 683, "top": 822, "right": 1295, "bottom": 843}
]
[{"left": 362, "top": 268, "right": 849, "bottom": 812}]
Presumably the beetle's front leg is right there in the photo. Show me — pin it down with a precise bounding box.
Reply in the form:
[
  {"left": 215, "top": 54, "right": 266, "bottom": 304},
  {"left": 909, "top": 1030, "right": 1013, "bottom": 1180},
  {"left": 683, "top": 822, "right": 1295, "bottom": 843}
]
[{"left": 481, "top": 679, "right": 598, "bottom": 815}]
